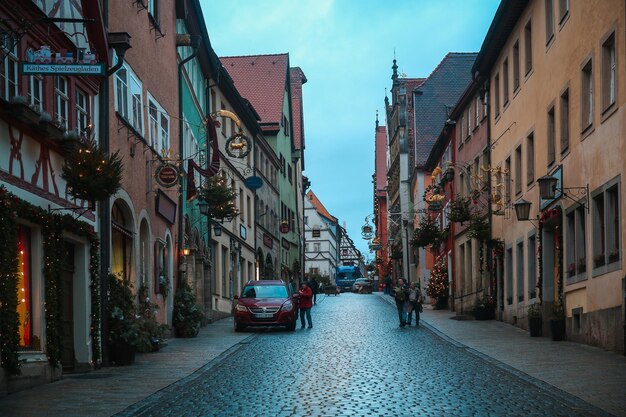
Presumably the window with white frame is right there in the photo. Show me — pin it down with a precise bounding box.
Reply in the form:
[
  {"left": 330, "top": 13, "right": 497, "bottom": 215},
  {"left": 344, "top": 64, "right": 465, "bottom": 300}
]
[
  {"left": 54, "top": 76, "right": 69, "bottom": 128},
  {"left": 183, "top": 121, "right": 199, "bottom": 185},
  {"left": 75, "top": 89, "right": 88, "bottom": 132},
  {"left": 28, "top": 76, "right": 43, "bottom": 112},
  {"left": 115, "top": 62, "right": 143, "bottom": 134},
  {"left": 602, "top": 32, "right": 616, "bottom": 111},
  {"left": 148, "top": 0, "right": 160, "bottom": 25},
  {"left": 148, "top": 95, "right": 170, "bottom": 155},
  {"left": 0, "top": 31, "right": 18, "bottom": 101},
  {"left": 475, "top": 96, "right": 480, "bottom": 126}
]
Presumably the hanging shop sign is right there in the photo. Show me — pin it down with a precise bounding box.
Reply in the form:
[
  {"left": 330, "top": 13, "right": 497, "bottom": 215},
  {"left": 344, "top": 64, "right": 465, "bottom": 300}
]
[
  {"left": 21, "top": 46, "right": 105, "bottom": 76},
  {"left": 244, "top": 176, "right": 263, "bottom": 190},
  {"left": 155, "top": 163, "right": 180, "bottom": 188}
]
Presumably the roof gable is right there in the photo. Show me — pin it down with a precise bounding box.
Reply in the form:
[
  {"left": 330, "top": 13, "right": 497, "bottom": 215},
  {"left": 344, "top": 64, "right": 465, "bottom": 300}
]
[
  {"left": 220, "top": 54, "right": 289, "bottom": 127},
  {"left": 306, "top": 190, "right": 337, "bottom": 223},
  {"left": 413, "top": 52, "right": 477, "bottom": 168}
]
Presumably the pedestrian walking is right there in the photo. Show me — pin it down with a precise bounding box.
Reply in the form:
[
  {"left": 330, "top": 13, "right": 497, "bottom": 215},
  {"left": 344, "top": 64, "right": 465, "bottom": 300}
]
[
  {"left": 406, "top": 282, "right": 423, "bottom": 326},
  {"left": 298, "top": 282, "right": 313, "bottom": 328},
  {"left": 384, "top": 275, "right": 392, "bottom": 295},
  {"left": 393, "top": 278, "right": 409, "bottom": 327},
  {"left": 310, "top": 277, "right": 319, "bottom": 305}
]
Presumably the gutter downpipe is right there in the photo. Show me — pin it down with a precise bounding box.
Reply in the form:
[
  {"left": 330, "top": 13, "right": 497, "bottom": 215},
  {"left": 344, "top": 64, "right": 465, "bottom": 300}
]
[{"left": 177, "top": 38, "right": 201, "bottom": 287}]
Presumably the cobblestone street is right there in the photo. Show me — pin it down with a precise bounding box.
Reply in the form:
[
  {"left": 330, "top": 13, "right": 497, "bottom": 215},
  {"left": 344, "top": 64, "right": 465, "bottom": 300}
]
[{"left": 115, "top": 293, "right": 611, "bottom": 417}]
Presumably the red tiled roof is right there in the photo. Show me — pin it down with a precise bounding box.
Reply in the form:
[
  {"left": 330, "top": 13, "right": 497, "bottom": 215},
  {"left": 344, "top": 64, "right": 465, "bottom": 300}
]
[
  {"left": 375, "top": 125, "right": 387, "bottom": 194},
  {"left": 219, "top": 54, "right": 289, "bottom": 127},
  {"left": 290, "top": 67, "right": 307, "bottom": 151},
  {"left": 306, "top": 190, "right": 337, "bottom": 223}
]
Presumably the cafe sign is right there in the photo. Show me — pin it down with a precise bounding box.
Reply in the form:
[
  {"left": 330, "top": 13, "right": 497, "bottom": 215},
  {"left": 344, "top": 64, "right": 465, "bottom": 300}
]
[{"left": 155, "top": 163, "right": 179, "bottom": 188}]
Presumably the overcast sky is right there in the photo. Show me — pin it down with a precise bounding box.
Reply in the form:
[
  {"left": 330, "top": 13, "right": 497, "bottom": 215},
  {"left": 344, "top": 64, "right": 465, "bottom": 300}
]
[{"left": 201, "top": 0, "right": 500, "bottom": 259}]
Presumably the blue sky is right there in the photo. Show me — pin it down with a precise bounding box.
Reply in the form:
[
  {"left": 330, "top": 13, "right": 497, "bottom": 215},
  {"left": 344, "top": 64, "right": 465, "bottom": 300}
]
[{"left": 201, "top": 0, "right": 500, "bottom": 259}]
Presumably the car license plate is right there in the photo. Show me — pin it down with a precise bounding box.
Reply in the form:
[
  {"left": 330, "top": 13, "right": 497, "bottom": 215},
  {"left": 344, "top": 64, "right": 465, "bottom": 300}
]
[{"left": 256, "top": 313, "right": 273, "bottom": 318}]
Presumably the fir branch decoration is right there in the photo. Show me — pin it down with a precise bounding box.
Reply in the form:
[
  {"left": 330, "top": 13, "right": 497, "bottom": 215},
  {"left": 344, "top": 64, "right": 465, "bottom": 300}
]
[
  {"left": 62, "top": 138, "right": 123, "bottom": 202},
  {"left": 448, "top": 196, "right": 472, "bottom": 223},
  {"left": 411, "top": 216, "right": 441, "bottom": 248},
  {"left": 199, "top": 175, "right": 239, "bottom": 220},
  {"left": 467, "top": 214, "right": 490, "bottom": 242},
  {"left": 0, "top": 189, "right": 21, "bottom": 375}
]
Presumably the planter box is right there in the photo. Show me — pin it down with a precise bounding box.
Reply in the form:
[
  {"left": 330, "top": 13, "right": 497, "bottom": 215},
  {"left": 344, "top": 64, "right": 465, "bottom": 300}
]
[
  {"left": 550, "top": 319, "right": 566, "bottom": 341},
  {"left": 528, "top": 317, "right": 542, "bottom": 337}
]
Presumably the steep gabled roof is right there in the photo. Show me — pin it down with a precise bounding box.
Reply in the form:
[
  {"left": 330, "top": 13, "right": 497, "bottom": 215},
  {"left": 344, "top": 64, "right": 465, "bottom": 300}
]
[
  {"left": 413, "top": 52, "right": 477, "bottom": 168},
  {"left": 290, "top": 67, "right": 307, "bottom": 152},
  {"left": 306, "top": 190, "right": 337, "bottom": 223},
  {"left": 220, "top": 53, "right": 289, "bottom": 130}
]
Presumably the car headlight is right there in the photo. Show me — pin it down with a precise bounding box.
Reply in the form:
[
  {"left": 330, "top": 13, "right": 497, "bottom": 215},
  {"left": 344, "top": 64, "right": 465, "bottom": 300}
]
[
  {"left": 281, "top": 301, "right": 293, "bottom": 311},
  {"left": 235, "top": 304, "right": 248, "bottom": 312}
]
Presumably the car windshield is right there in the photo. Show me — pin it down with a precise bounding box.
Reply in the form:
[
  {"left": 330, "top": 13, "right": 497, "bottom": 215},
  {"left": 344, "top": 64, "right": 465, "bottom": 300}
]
[
  {"left": 355, "top": 279, "right": 369, "bottom": 283},
  {"left": 241, "top": 285, "right": 288, "bottom": 299}
]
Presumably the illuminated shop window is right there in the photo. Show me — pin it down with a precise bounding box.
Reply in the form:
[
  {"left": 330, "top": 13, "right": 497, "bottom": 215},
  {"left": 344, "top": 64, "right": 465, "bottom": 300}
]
[{"left": 17, "top": 227, "right": 32, "bottom": 349}]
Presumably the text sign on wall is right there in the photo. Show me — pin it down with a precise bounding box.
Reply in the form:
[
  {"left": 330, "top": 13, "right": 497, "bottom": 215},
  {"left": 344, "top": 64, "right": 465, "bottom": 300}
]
[{"left": 21, "top": 63, "right": 106, "bottom": 76}]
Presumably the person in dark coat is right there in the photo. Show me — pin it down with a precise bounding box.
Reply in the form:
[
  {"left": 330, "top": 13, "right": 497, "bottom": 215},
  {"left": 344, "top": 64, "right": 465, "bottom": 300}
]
[
  {"left": 393, "top": 278, "right": 409, "bottom": 327},
  {"left": 310, "top": 277, "right": 319, "bottom": 305},
  {"left": 384, "top": 275, "right": 392, "bottom": 295},
  {"left": 298, "top": 282, "right": 313, "bottom": 328}
]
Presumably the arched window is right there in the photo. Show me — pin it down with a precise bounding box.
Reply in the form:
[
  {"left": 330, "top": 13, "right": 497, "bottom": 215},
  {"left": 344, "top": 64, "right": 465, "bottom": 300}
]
[{"left": 112, "top": 201, "right": 133, "bottom": 281}]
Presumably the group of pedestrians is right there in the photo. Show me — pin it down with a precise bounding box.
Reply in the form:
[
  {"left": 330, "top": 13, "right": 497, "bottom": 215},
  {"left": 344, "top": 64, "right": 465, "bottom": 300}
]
[{"left": 392, "top": 278, "right": 424, "bottom": 327}]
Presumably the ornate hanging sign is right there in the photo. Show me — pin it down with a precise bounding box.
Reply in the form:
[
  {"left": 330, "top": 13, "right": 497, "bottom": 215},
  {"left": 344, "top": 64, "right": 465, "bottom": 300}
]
[
  {"left": 155, "top": 163, "right": 179, "bottom": 188},
  {"left": 22, "top": 46, "right": 105, "bottom": 76}
]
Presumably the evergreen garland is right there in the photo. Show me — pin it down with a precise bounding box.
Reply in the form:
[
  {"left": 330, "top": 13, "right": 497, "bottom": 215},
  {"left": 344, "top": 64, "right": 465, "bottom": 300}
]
[
  {"left": 89, "top": 240, "right": 101, "bottom": 367},
  {"left": 0, "top": 186, "right": 100, "bottom": 373},
  {"left": 42, "top": 220, "right": 63, "bottom": 366},
  {"left": 0, "top": 190, "right": 21, "bottom": 375}
]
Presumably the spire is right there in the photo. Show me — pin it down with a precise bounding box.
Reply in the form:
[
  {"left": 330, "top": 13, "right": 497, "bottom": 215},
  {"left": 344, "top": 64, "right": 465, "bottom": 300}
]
[
  {"left": 375, "top": 110, "right": 379, "bottom": 129},
  {"left": 391, "top": 58, "right": 398, "bottom": 82}
]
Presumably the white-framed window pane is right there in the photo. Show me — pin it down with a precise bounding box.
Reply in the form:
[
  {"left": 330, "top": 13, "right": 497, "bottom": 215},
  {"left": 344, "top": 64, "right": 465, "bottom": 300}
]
[
  {"left": 29, "top": 76, "right": 43, "bottom": 112},
  {"left": 115, "top": 67, "right": 129, "bottom": 119},
  {"left": 149, "top": 101, "right": 158, "bottom": 149},
  {"left": 54, "top": 76, "right": 68, "bottom": 128},
  {"left": 1, "top": 33, "right": 19, "bottom": 101},
  {"left": 76, "top": 89, "right": 88, "bottom": 132}
]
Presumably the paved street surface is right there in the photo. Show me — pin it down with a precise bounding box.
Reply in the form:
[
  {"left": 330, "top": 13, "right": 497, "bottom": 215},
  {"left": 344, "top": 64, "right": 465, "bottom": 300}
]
[{"left": 1, "top": 292, "right": 625, "bottom": 417}]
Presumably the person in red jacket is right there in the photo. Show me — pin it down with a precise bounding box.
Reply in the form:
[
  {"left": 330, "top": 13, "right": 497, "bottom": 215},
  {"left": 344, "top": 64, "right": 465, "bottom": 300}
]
[{"left": 298, "top": 282, "right": 313, "bottom": 329}]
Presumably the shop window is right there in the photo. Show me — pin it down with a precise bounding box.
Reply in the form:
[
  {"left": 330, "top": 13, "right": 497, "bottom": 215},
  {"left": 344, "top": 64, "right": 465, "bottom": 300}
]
[
  {"left": 593, "top": 182, "right": 620, "bottom": 269},
  {"left": 516, "top": 241, "right": 524, "bottom": 302},
  {"left": 112, "top": 201, "right": 134, "bottom": 281},
  {"left": 17, "top": 227, "right": 33, "bottom": 349},
  {"left": 506, "top": 247, "right": 513, "bottom": 305},
  {"left": 567, "top": 206, "right": 587, "bottom": 279}
]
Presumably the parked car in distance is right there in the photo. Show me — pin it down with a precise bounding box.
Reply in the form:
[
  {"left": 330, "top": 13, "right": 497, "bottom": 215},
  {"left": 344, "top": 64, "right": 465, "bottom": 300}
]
[
  {"left": 232, "top": 280, "right": 298, "bottom": 332},
  {"left": 352, "top": 278, "right": 373, "bottom": 293}
]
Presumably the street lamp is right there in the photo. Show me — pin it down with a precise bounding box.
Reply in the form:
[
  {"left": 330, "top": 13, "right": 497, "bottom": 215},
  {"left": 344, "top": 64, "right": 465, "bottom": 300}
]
[
  {"left": 513, "top": 198, "right": 538, "bottom": 228},
  {"left": 536, "top": 173, "right": 589, "bottom": 212},
  {"left": 537, "top": 175, "right": 558, "bottom": 200}
]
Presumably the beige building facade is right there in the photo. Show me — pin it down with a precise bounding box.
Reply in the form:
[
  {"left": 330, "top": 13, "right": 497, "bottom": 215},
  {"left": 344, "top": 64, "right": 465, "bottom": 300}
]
[{"left": 474, "top": 0, "right": 624, "bottom": 351}]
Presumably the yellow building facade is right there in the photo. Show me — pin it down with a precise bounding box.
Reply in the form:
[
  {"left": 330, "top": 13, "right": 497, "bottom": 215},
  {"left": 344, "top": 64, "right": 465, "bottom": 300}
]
[{"left": 475, "top": 0, "right": 624, "bottom": 351}]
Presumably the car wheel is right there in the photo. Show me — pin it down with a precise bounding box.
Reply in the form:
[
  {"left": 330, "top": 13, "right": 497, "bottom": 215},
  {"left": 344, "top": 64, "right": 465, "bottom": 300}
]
[
  {"left": 234, "top": 320, "right": 245, "bottom": 332},
  {"left": 286, "top": 320, "right": 296, "bottom": 332}
]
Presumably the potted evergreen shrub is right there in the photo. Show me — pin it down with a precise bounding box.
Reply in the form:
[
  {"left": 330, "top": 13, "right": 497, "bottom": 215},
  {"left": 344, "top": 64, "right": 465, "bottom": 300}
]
[
  {"left": 173, "top": 282, "right": 205, "bottom": 338},
  {"left": 107, "top": 274, "right": 140, "bottom": 365},
  {"left": 473, "top": 294, "right": 496, "bottom": 320},
  {"left": 550, "top": 300, "right": 566, "bottom": 341},
  {"left": 527, "top": 303, "right": 542, "bottom": 337}
]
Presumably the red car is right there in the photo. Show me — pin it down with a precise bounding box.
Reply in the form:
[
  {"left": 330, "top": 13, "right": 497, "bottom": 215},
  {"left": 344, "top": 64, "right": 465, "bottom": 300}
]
[{"left": 233, "top": 280, "right": 298, "bottom": 332}]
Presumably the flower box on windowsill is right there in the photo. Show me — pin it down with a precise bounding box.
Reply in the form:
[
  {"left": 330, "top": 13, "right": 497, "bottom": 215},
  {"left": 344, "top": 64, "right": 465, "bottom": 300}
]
[
  {"left": 594, "top": 255, "right": 606, "bottom": 269},
  {"left": 8, "top": 99, "right": 41, "bottom": 126}
]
